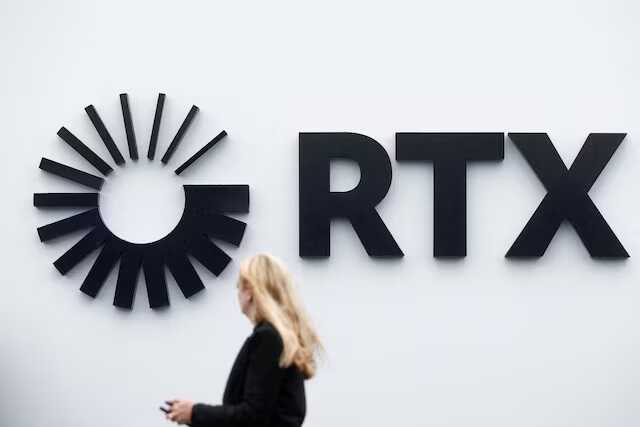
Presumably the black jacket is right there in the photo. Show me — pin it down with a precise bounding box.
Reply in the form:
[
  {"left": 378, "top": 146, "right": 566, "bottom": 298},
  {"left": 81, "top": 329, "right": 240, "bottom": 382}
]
[{"left": 190, "top": 320, "right": 307, "bottom": 427}]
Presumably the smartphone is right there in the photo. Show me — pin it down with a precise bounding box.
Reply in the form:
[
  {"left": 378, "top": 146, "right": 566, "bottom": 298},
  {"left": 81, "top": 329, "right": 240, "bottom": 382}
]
[{"left": 160, "top": 406, "right": 171, "bottom": 414}]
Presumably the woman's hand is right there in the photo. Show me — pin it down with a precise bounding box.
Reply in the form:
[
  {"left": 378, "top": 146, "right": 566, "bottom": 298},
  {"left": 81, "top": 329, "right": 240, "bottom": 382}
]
[{"left": 165, "top": 399, "right": 194, "bottom": 425}]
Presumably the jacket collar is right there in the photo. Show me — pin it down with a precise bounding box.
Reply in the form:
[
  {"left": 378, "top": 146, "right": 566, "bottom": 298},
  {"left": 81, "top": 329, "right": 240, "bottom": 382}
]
[{"left": 253, "top": 319, "right": 266, "bottom": 331}]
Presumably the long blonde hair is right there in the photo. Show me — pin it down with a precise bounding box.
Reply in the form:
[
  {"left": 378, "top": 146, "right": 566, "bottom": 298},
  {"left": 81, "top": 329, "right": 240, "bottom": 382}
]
[{"left": 238, "top": 252, "right": 323, "bottom": 379}]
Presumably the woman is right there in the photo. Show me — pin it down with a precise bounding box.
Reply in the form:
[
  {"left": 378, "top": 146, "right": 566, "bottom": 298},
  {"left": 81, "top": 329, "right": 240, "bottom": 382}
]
[{"left": 165, "top": 252, "right": 323, "bottom": 427}]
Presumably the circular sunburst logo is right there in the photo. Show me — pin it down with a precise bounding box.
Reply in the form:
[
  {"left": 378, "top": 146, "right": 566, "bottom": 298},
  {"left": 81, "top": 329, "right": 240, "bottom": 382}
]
[{"left": 34, "top": 93, "right": 250, "bottom": 309}]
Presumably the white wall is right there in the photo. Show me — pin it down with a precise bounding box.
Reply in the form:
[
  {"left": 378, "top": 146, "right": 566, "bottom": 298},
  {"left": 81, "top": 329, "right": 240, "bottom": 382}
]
[{"left": 1, "top": 1, "right": 639, "bottom": 426}]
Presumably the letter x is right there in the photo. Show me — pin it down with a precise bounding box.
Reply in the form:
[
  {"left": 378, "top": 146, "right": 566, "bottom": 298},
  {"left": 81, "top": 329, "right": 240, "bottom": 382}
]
[{"left": 507, "top": 133, "right": 628, "bottom": 258}]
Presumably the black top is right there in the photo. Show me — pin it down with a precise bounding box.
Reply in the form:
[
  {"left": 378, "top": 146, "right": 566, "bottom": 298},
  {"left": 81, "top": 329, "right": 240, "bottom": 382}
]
[{"left": 190, "top": 320, "right": 307, "bottom": 427}]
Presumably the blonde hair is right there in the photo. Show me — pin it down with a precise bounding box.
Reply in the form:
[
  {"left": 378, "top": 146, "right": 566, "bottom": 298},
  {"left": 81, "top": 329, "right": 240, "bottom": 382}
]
[{"left": 238, "top": 252, "right": 323, "bottom": 379}]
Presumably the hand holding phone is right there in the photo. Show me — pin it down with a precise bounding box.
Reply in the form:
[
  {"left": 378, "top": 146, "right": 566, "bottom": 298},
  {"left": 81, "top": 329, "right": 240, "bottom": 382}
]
[{"left": 160, "top": 400, "right": 173, "bottom": 415}]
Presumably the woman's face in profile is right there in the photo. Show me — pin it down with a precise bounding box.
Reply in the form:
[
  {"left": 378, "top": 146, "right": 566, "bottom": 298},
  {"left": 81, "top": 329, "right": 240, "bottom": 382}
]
[{"left": 236, "top": 278, "right": 253, "bottom": 317}]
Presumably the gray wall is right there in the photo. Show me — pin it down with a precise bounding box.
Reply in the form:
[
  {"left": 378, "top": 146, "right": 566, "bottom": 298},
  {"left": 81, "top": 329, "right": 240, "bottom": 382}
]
[{"left": 1, "top": 1, "right": 639, "bottom": 426}]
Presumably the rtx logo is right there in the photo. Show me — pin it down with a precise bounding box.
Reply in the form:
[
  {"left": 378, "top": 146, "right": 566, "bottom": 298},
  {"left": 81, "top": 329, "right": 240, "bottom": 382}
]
[
  {"left": 34, "top": 95, "right": 628, "bottom": 312},
  {"left": 299, "top": 132, "right": 629, "bottom": 259},
  {"left": 34, "top": 93, "right": 250, "bottom": 310}
]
